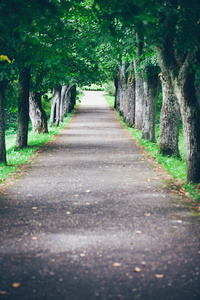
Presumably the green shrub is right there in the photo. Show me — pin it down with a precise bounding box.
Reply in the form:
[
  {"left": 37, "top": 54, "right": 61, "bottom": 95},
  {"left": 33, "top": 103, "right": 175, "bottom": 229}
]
[{"left": 103, "top": 81, "right": 115, "bottom": 96}]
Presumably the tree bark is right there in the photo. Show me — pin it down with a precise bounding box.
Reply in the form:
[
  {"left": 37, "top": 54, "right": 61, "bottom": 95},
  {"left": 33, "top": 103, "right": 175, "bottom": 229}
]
[
  {"left": 124, "top": 71, "right": 135, "bottom": 127},
  {"left": 15, "top": 68, "right": 31, "bottom": 149},
  {"left": 29, "top": 91, "right": 48, "bottom": 134},
  {"left": 159, "top": 75, "right": 180, "bottom": 157},
  {"left": 142, "top": 68, "right": 160, "bottom": 142},
  {"left": 114, "top": 73, "right": 120, "bottom": 111},
  {"left": 156, "top": 47, "right": 200, "bottom": 183},
  {"left": 0, "top": 79, "right": 7, "bottom": 163},
  {"left": 67, "top": 85, "right": 76, "bottom": 113},
  {"left": 60, "top": 85, "right": 68, "bottom": 122},
  {"left": 119, "top": 63, "right": 126, "bottom": 117},
  {"left": 50, "top": 86, "right": 61, "bottom": 127},
  {"left": 175, "top": 68, "right": 200, "bottom": 183},
  {"left": 134, "top": 35, "right": 144, "bottom": 129},
  {"left": 70, "top": 85, "right": 76, "bottom": 110}
]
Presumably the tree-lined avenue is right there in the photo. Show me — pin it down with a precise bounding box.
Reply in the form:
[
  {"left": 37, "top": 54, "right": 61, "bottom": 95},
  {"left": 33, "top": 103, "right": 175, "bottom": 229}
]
[{"left": 0, "top": 92, "right": 200, "bottom": 300}]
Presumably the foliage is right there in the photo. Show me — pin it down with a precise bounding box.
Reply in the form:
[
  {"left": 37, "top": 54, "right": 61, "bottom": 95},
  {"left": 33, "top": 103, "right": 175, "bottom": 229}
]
[
  {"left": 82, "top": 84, "right": 104, "bottom": 91},
  {"left": 103, "top": 81, "right": 115, "bottom": 96},
  {"left": 4, "top": 80, "right": 18, "bottom": 130}
]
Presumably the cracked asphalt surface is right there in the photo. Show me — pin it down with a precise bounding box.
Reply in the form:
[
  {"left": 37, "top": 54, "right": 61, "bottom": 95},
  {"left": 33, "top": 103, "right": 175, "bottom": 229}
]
[{"left": 0, "top": 91, "right": 200, "bottom": 300}]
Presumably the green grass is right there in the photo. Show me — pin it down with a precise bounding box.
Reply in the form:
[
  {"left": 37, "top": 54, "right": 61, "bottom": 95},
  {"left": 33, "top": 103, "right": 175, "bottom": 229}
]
[
  {"left": 106, "top": 94, "right": 115, "bottom": 108},
  {"left": 105, "top": 93, "right": 200, "bottom": 204},
  {"left": 0, "top": 111, "right": 74, "bottom": 183}
]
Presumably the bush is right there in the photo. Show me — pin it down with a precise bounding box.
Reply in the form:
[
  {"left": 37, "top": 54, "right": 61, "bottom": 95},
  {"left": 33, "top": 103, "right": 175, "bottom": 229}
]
[
  {"left": 103, "top": 81, "right": 115, "bottom": 96},
  {"left": 82, "top": 84, "right": 104, "bottom": 91}
]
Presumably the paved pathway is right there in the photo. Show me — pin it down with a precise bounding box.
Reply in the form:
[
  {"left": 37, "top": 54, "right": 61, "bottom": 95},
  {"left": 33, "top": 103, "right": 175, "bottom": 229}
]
[{"left": 0, "top": 91, "right": 200, "bottom": 300}]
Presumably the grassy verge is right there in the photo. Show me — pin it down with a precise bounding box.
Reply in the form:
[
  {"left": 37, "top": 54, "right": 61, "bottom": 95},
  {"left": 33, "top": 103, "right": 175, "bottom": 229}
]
[
  {"left": 0, "top": 111, "right": 74, "bottom": 183},
  {"left": 105, "top": 93, "right": 200, "bottom": 206}
]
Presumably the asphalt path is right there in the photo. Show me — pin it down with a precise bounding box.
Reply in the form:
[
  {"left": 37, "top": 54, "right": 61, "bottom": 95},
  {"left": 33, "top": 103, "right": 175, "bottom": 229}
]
[{"left": 0, "top": 91, "right": 200, "bottom": 300}]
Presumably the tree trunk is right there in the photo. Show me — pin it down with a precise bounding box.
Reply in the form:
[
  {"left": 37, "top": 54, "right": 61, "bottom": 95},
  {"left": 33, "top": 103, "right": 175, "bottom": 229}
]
[
  {"left": 63, "top": 85, "right": 72, "bottom": 115},
  {"left": 70, "top": 85, "right": 76, "bottom": 110},
  {"left": 156, "top": 47, "right": 200, "bottom": 183},
  {"left": 119, "top": 64, "right": 126, "bottom": 117},
  {"left": 0, "top": 79, "right": 7, "bottom": 163},
  {"left": 60, "top": 85, "right": 68, "bottom": 122},
  {"left": 124, "top": 71, "right": 135, "bottom": 127},
  {"left": 159, "top": 75, "right": 180, "bottom": 157},
  {"left": 174, "top": 69, "right": 200, "bottom": 183},
  {"left": 134, "top": 36, "right": 144, "bottom": 129},
  {"left": 15, "top": 68, "right": 30, "bottom": 149},
  {"left": 142, "top": 69, "right": 160, "bottom": 142},
  {"left": 50, "top": 86, "right": 61, "bottom": 127},
  {"left": 114, "top": 73, "right": 120, "bottom": 111},
  {"left": 29, "top": 91, "right": 48, "bottom": 134}
]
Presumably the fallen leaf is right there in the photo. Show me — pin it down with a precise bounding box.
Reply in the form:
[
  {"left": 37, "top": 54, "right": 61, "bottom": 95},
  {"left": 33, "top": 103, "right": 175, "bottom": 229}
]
[
  {"left": 134, "top": 267, "right": 141, "bottom": 273},
  {"left": 66, "top": 212, "right": 71, "bottom": 215},
  {"left": 80, "top": 253, "right": 86, "bottom": 257},
  {"left": 147, "top": 179, "right": 151, "bottom": 182},
  {"left": 0, "top": 291, "right": 7, "bottom": 294},
  {"left": 86, "top": 190, "right": 91, "bottom": 193},
  {"left": 145, "top": 213, "right": 151, "bottom": 217},
  {"left": 12, "top": 282, "right": 21, "bottom": 288},
  {"left": 136, "top": 231, "right": 142, "bottom": 234},
  {"left": 113, "top": 263, "right": 121, "bottom": 267},
  {"left": 155, "top": 274, "right": 164, "bottom": 278},
  {"left": 31, "top": 237, "right": 38, "bottom": 240}
]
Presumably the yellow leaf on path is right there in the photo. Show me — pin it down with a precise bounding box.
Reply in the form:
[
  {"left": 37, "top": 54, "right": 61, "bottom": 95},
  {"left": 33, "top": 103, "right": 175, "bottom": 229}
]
[
  {"left": 147, "top": 179, "right": 151, "bottom": 182},
  {"left": 136, "top": 231, "right": 142, "bottom": 234},
  {"left": 155, "top": 274, "right": 164, "bottom": 278},
  {"left": 12, "top": 282, "right": 21, "bottom": 288},
  {"left": 80, "top": 253, "right": 86, "bottom": 257},
  {"left": 113, "top": 263, "right": 121, "bottom": 267},
  {"left": 31, "top": 237, "right": 38, "bottom": 240},
  {"left": 145, "top": 213, "right": 151, "bottom": 217},
  {"left": 134, "top": 267, "right": 141, "bottom": 273}
]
